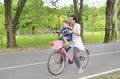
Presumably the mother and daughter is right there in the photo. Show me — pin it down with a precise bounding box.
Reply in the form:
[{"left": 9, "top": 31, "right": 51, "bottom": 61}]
[{"left": 56, "top": 15, "right": 85, "bottom": 74}]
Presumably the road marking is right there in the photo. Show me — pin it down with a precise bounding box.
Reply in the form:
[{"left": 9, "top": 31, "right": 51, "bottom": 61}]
[
  {"left": 0, "top": 62, "right": 47, "bottom": 70},
  {"left": 90, "top": 50, "right": 120, "bottom": 57},
  {"left": 78, "top": 68, "right": 120, "bottom": 79},
  {"left": 0, "top": 50, "right": 119, "bottom": 71}
]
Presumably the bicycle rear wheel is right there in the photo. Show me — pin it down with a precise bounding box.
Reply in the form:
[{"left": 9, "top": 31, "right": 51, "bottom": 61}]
[
  {"left": 75, "top": 49, "right": 89, "bottom": 68},
  {"left": 47, "top": 51, "right": 66, "bottom": 75}
]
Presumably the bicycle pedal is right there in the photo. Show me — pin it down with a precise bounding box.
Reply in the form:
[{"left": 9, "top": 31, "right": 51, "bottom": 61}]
[{"left": 68, "top": 59, "right": 73, "bottom": 64}]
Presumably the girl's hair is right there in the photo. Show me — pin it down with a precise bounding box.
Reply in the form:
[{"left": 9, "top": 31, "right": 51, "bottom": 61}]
[
  {"left": 62, "top": 20, "right": 68, "bottom": 24},
  {"left": 70, "top": 15, "right": 77, "bottom": 22}
]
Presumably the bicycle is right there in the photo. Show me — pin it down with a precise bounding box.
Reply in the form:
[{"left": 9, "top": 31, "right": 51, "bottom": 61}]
[{"left": 47, "top": 32, "right": 89, "bottom": 75}]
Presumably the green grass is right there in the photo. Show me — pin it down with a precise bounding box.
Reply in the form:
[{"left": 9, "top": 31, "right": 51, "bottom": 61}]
[
  {"left": 84, "top": 32, "right": 104, "bottom": 43},
  {"left": 0, "top": 32, "right": 120, "bottom": 49},
  {"left": 16, "top": 34, "right": 57, "bottom": 48},
  {"left": 92, "top": 71, "right": 120, "bottom": 79}
]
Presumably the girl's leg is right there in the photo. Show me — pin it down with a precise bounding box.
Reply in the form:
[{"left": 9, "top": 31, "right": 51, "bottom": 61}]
[
  {"left": 73, "top": 47, "right": 83, "bottom": 74},
  {"left": 55, "top": 47, "right": 71, "bottom": 70},
  {"left": 63, "top": 37, "right": 68, "bottom": 46}
]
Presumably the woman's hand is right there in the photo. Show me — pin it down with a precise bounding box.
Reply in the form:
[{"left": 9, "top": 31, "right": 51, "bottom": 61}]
[
  {"left": 68, "top": 30, "right": 80, "bottom": 36},
  {"left": 68, "top": 30, "right": 73, "bottom": 34}
]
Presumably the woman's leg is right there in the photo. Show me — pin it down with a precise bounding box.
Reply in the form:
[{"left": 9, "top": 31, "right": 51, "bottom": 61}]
[
  {"left": 60, "top": 46, "right": 71, "bottom": 63},
  {"left": 73, "top": 47, "right": 81, "bottom": 67},
  {"left": 73, "top": 47, "right": 83, "bottom": 74}
]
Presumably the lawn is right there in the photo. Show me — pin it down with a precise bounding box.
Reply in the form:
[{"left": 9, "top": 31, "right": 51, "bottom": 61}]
[
  {"left": 0, "top": 34, "right": 57, "bottom": 49},
  {"left": 0, "top": 32, "right": 120, "bottom": 49},
  {"left": 92, "top": 71, "right": 120, "bottom": 79},
  {"left": 84, "top": 31, "right": 104, "bottom": 43}
]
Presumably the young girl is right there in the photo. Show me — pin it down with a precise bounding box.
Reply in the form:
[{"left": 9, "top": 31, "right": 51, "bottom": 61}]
[{"left": 58, "top": 20, "right": 72, "bottom": 46}]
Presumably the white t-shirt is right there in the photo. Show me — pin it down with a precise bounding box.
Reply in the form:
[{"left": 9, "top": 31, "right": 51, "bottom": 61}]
[{"left": 68, "top": 23, "right": 85, "bottom": 51}]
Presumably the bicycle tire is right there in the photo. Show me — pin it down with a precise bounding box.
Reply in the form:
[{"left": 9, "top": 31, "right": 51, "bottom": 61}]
[
  {"left": 75, "top": 49, "right": 89, "bottom": 68},
  {"left": 47, "top": 51, "right": 66, "bottom": 75}
]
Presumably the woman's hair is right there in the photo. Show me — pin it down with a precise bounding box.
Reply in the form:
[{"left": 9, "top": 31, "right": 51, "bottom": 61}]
[
  {"left": 70, "top": 15, "right": 77, "bottom": 22},
  {"left": 62, "top": 20, "right": 68, "bottom": 24}
]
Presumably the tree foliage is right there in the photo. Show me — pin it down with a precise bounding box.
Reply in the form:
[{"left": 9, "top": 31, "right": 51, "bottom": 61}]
[{"left": 0, "top": 0, "right": 120, "bottom": 48}]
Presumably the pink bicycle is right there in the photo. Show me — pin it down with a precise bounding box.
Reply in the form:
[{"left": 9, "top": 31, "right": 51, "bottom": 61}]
[{"left": 47, "top": 32, "right": 89, "bottom": 75}]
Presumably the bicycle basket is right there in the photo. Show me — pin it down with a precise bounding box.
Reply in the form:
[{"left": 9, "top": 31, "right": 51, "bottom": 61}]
[{"left": 50, "top": 40, "right": 63, "bottom": 50}]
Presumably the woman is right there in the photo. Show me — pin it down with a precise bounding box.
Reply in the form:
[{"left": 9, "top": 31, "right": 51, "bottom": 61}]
[
  {"left": 68, "top": 15, "right": 85, "bottom": 74},
  {"left": 55, "top": 15, "right": 85, "bottom": 74}
]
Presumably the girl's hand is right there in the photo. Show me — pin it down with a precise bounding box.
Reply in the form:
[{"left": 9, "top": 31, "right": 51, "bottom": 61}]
[{"left": 57, "top": 30, "right": 61, "bottom": 33}]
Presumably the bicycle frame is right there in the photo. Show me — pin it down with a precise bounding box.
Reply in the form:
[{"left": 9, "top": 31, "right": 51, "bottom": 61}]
[
  {"left": 52, "top": 32, "right": 88, "bottom": 64},
  {"left": 48, "top": 32, "right": 89, "bottom": 75},
  {"left": 62, "top": 48, "right": 74, "bottom": 61},
  {"left": 55, "top": 47, "right": 74, "bottom": 63}
]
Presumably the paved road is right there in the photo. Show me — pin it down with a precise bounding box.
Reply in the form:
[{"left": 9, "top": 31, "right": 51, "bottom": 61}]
[{"left": 0, "top": 42, "right": 120, "bottom": 79}]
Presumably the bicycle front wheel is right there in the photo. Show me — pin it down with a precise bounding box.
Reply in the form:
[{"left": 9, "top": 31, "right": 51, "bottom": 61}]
[
  {"left": 47, "top": 51, "right": 66, "bottom": 75},
  {"left": 75, "top": 49, "right": 89, "bottom": 68}
]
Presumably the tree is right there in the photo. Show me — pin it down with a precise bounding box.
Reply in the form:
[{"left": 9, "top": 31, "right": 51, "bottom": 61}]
[
  {"left": 118, "top": 10, "right": 120, "bottom": 17},
  {"left": 104, "top": 0, "right": 116, "bottom": 43},
  {"left": 0, "top": 28, "right": 6, "bottom": 45},
  {"left": 0, "top": 4, "right": 5, "bottom": 45},
  {"left": 4, "top": 0, "right": 26, "bottom": 48},
  {"left": 73, "top": 0, "right": 84, "bottom": 41},
  {"left": 117, "top": 0, "right": 120, "bottom": 17},
  {"left": 87, "top": 7, "right": 98, "bottom": 36},
  {"left": 110, "top": 0, "right": 119, "bottom": 41},
  {"left": 17, "top": 0, "right": 60, "bottom": 35}
]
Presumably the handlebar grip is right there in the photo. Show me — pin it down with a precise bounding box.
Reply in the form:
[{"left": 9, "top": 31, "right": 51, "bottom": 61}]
[{"left": 53, "top": 31, "right": 61, "bottom": 34}]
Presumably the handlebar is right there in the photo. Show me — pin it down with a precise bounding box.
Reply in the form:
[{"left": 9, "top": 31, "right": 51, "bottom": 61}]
[
  {"left": 53, "top": 31, "right": 61, "bottom": 34},
  {"left": 52, "top": 31, "right": 62, "bottom": 40}
]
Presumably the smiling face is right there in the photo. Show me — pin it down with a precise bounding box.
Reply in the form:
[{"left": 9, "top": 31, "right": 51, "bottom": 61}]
[
  {"left": 62, "top": 22, "right": 68, "bottom": 28},
  {"left": 70, "top": 17, "right": 76, "bottom": 25}
]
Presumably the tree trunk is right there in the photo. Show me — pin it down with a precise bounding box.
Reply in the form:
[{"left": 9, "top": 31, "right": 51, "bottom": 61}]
[
  {"left": 92, "top": 17, "right": 94, "bottom": 37},
  {"left": 104, "top": 1, "right": 111, "bottom": 43},
  {"left": 0, "top": 37, "right": 3, "bottom": 45},
  {"left": 4, "top": 0, "right": 26, "bottom": 48},
  {"left": 104, "top": 0, "right": 116, "bottom": 43},
  {"left": 110, "top": 0, "right": 118, "bottom": 41},
  {"left": 73, "top": 0, "right": 84, "bottom": 42},
  {"left": 73, "top": 0, "right": 79, "bottom": 22},
  {"left": 4, "top": 0, "right": 16, "bottom": 48},
  {"left": 79, "top": 0, "right": 84, "bottom": 41},
  {"left": 117, "top": 0, "right": 120, "bottom": 17},
  {"left": 111, "top": 22, "right": 115, "bottom": 41},
  {"left": 118, "top": 10, "right": 120, "bottom": 17},
  {"left": 6, "top": 23, "right": 17, "bottom": 47},
  {"left": 32, "top": 27, "right": 35, "bottom": 35}
]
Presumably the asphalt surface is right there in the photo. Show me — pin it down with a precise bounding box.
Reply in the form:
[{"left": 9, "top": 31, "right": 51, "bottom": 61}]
[{"left": 0, "top": 42, "right": 120, "bottom": 79}]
